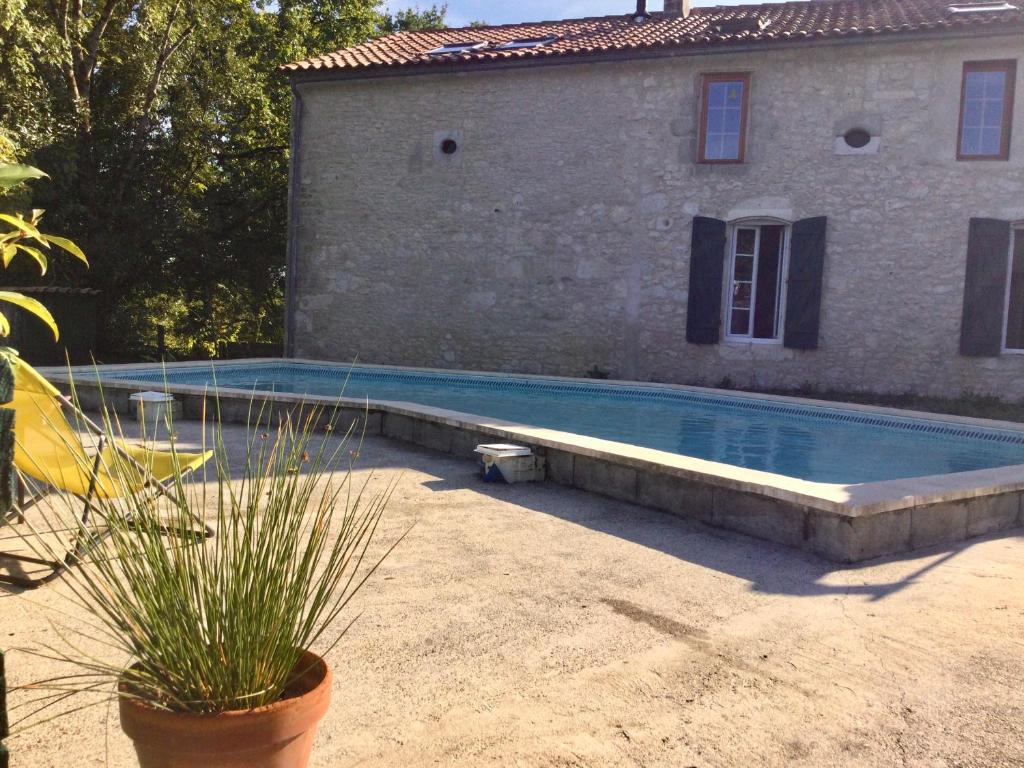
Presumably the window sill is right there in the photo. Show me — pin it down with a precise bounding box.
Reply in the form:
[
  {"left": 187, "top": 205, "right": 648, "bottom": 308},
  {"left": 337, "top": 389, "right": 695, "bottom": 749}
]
[
  {"left": 1001, "top": 347, "right": 1024, "bottom": 355},
  {"left": 724, "top": 336, "right": 782, "bottom": 346},
  {"left": 956, "top": 154, "right": 1010, "bottom": 162}
]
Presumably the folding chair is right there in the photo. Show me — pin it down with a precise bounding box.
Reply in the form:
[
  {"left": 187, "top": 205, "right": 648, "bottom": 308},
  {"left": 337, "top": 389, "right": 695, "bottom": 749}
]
[{"left": 0, "top": 357, "right": 213, "bottom": 589}]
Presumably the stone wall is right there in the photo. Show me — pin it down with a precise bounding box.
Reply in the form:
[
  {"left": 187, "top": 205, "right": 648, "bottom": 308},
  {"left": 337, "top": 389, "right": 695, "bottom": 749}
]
[{"left": 290, "top": 35, "right": 1024, "bottom": 399}]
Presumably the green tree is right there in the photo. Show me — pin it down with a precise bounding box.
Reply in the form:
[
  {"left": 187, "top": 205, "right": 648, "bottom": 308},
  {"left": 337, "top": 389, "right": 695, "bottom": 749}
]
[
  {"left": 0, "top": 0, "right": 445, "bottom": 360},
  {"left": 379, "top": 4, "right": 447, "bottom": 32}
]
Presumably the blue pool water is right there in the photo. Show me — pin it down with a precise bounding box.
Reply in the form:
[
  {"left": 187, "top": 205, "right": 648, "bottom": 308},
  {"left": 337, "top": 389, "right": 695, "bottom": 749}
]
[{"left": 105, "top": 362, "right": 1024, "bottom": 484}]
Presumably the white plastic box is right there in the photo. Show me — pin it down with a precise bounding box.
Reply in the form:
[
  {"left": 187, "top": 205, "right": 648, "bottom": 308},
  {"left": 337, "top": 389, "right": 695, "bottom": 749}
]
[
  {"left": 474, "top": 444, "right": 546, "bottom": 484},
  {"left": 129, "top": 391, "right": 182, "bottom": 437}
]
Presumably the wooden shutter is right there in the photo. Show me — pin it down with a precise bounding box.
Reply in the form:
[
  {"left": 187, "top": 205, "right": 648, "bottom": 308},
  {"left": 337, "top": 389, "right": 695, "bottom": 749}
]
[
  {"left": 783, "top": 217, "right": 828, "bottom": 350},
  {"left": 686, "top": 216, "right": 727, "bottom": 344},
  {"left": 960, "top": 218, "right": 1012, "bottom": 357}
]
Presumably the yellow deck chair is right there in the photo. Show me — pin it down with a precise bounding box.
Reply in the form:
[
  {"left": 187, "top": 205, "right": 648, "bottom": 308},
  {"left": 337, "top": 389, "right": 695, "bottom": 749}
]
[{"left": 0, "top": 357, "right": 213, "bottom": 588}]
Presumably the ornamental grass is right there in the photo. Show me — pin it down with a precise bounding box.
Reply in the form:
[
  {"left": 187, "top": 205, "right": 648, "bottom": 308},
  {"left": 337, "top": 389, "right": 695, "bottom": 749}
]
[{"left": 10, "top": 387, "right": 402, "bottom": 723}]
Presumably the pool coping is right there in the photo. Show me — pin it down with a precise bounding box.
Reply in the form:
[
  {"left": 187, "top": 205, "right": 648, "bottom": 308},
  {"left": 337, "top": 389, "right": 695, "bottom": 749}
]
[{"left": 43, "top": 358, "right": 1024, "bottom": 519}]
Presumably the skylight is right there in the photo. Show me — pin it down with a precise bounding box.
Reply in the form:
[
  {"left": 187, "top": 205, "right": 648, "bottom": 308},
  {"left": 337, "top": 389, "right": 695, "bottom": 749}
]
[
  {"left": 713, "top": 16, "right": 771, "bottom": 34},
  {"left": 495, "top": 36, "right": 559, "bottom": 51},
  {"left": 947, "top": 2, "right": 1019, "bottom": 12},
  {"left": 426, "top": 41, "right": 488, "bottom": 56}
]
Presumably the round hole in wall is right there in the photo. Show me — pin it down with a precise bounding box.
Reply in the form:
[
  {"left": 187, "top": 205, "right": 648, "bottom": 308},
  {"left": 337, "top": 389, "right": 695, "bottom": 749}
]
[
  {"left": 441, "top": 138, "right": 458, "bottom": 155},
  {"left": 843, "top": 128, "right": 872, "bottom": 149}
]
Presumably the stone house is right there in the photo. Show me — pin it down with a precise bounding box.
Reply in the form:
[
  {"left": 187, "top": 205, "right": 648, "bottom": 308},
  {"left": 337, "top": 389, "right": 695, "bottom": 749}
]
[{"left": 283, "top": 0, "right": 1024, "bottom": 399}]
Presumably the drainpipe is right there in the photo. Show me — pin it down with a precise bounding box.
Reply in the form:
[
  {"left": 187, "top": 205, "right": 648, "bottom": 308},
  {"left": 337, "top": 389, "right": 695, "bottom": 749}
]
[{"left": 284, "top": 81, "right": 304, "bottom": 359}]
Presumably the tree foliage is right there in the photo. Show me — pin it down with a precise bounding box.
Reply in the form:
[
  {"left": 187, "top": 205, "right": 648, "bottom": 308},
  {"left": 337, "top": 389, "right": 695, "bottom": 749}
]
[
  {"left": 379, "top": 3, "right": 447, "bottom": 32},
  {"left": 0, "top": 0, "right": 448, "bottom": 360}
]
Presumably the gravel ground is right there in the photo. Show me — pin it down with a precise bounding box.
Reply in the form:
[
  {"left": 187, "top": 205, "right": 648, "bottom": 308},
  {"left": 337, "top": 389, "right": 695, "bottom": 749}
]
[{"left": 3, "top": 418, "right": 1024, "bottom": 767}]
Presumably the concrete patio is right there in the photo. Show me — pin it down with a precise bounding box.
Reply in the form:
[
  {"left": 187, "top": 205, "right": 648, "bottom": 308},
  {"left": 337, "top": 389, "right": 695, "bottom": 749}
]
[{"left": 3, "top": 418, "right": 1024, "bottom": 767}]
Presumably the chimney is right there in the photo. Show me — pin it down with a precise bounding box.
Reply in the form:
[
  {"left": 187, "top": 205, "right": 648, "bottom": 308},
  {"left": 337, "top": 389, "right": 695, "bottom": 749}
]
[
  {"left": 634, "top": 0, "right": 650, "bottom": 18},
  {"left": 664, "top": 0, "right": 689, "bottom": 16}
]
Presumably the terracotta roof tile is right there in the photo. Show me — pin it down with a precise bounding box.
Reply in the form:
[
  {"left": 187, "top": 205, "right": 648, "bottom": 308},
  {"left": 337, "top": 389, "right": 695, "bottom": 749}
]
[{"left": 284, "top": 0, "right": 1024, "bottom": 76}]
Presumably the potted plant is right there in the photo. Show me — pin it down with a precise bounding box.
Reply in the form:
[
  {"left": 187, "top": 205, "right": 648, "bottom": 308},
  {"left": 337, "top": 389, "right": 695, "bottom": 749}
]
[{"left": 11, "top": 395, "right": 402, "bottom": 767}]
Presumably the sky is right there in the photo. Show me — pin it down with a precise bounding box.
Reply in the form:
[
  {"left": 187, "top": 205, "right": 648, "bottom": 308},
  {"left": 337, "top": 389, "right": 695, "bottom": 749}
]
[{"left": 388, "top": 1, "right": 788, "bottom": 28}]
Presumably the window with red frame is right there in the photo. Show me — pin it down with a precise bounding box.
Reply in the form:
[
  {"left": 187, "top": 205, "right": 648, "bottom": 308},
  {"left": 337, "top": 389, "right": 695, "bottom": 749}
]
[
  {"left": 698, "top": 73, "right": 750, "bottom": 163},
  {"left": 958, "top": 60, "right": 1017, "bottom": 160}
]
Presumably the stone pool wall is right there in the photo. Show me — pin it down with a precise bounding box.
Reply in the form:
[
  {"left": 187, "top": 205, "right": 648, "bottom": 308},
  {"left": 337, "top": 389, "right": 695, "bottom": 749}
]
[{"left": 66, "top": 378, "right": 1024, "bottom": 564}]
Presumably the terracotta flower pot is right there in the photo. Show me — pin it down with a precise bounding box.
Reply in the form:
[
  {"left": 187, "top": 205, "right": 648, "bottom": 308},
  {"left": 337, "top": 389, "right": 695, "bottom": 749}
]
[{"left": 119, "top": 650, "right": 331, "bottom": 768}]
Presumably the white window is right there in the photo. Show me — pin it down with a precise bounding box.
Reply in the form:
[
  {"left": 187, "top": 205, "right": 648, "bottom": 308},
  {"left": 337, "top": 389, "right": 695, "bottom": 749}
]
[
  {"left": 725, "top": 223, "right": 789, "bottom": 342},
  {"left": 495, "top": 36, "right": 558, "bottom": 50},
  {"left": 426, "top": 41, "right": 488, "bottom": 56},
  {"left": 1003, "top": 227, "right": 1024, "bottom": 351},
  {"left": 947, "top": 2, "right": 1019, "bottom": 13}
]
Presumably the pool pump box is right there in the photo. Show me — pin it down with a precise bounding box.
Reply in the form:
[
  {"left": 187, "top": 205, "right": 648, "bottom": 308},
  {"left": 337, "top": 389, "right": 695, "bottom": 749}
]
[
  {"left": 129, "top": 391, "right": 182, "bottom": 438},
  {"left": 474, "top": 444, "right": 546, "bottom": 484}
]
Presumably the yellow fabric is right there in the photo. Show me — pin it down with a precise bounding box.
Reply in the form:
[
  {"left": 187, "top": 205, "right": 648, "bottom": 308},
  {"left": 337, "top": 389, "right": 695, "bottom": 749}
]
[{"left": 2, "top": 357, "right": 212, "bottom": 498}]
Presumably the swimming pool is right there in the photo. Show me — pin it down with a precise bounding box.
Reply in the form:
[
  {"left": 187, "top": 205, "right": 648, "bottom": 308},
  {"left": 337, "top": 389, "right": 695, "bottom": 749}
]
[{"left": 97, "top": 361, "right": 1024, "bottom": 485}]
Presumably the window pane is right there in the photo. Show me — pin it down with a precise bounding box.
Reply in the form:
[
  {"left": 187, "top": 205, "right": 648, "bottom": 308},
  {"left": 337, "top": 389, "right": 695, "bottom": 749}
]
[
  {"left": 1006, "top": 231, "right": 1024, "bottom": 350},
  {"left": 984, "top": 70, "right": 1006, "bottom": 98},
  {"left": 730, "top": 309, "right": 750, "bottom": 336},
  {"left": 723, "top": 83, "right": 743, "bottom": 108},
  {"left": 983, "top": 96, "right": 1005, "bottom": 126},
  {"left": 704, "top": 79, "right": 745, "bottom": 161},
  {"left": 961, "top": 125, "right": 981, "bottom": 155},
  {"left": 705, "top": 134, "right": 723, "bottom": 160},
  {"left": 709, "top": 82, "right": 727, "bottom": 108},
  {"left": 753, "top": 226, "right": 784, "bottom": 339},
  {"left": 964, "top": 71, "right": 987, "bottom": 99},
  {"left": 719, "top": 133, "right": 741, "bottom": 161},
  {"left": 732, "top": 282, "right": 751, "bottom": 309},
  {"left": 960, "top": 66, "right": 1008, "bottom": 157},
  {"left": 963, "top": 98, "right": 983, "bottom": 127},
  {"left": 719, "top": 111, "right": 740, "bottom": 136},
  {"left": 734, "top": 254, "right": 754, "bottom": 281},
  {"left": 981, "top": 126, "right": 1003, "bottom": 155},
  {"left": 735, "top": 230, "right": 756, "bottom": 255}
]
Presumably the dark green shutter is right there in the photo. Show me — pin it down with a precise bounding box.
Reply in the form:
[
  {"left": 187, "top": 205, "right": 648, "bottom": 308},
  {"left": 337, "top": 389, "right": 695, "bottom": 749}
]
[
  {"left": 960, "top": 218, "right": 1011, "bottom": 357},
  {"left": 686, "top": 216, "right": 727, "bottom": 344},
  {"left": 784, "top": 216, "right": 828, "bottom": 350}
]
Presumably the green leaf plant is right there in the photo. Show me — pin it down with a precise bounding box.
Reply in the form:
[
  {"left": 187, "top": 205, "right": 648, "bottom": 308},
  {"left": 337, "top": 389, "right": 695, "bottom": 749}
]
[{"left": 0, "top": 163, "right": 89, "bottom": 342}]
